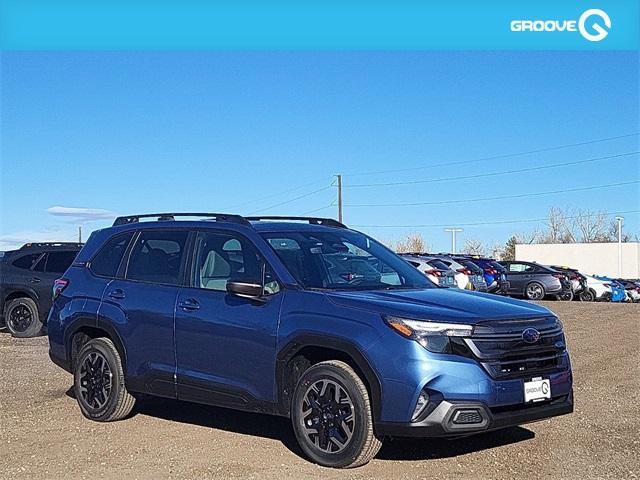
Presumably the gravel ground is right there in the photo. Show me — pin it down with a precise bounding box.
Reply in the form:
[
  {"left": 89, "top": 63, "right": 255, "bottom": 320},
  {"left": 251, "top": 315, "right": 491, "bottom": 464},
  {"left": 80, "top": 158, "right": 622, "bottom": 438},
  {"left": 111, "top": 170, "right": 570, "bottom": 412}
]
[{"left": 1, "top": 302, "right": 639, "bottom": 479}]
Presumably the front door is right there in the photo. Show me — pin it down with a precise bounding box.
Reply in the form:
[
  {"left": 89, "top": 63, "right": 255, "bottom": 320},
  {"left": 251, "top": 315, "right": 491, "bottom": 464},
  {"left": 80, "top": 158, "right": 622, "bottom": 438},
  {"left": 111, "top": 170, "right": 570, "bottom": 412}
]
[{"left": 175, "top": 230, "right": 283, "bottom": 408}]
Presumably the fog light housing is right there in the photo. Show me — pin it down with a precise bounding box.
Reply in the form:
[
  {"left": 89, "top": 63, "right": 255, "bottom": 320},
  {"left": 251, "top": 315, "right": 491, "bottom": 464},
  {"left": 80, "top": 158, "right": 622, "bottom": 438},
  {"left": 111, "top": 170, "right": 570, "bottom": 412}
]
[{"left": 411, "top": 390, "right": 430, "bottom": 421}]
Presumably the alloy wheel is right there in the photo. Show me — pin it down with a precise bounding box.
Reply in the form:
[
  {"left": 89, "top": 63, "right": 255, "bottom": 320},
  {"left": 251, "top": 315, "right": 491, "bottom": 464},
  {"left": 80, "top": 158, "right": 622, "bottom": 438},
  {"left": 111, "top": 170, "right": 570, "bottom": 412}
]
[
  {"left": 526, "top": 284, "right": 544, "bottom": 300},
  {"left": 8, "top": 305, "right": 33, "bottom": 333},
  {"left": 79, "top": 351, "right": 113, "bottom": 410},
  {"left": 299, "top": 379, "right": 355, "bottom": 454}
]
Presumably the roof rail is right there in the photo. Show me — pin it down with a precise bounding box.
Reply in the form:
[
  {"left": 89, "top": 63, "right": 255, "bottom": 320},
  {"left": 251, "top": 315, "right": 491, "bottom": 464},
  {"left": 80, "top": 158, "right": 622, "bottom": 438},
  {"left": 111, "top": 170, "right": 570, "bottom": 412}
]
[
  {"left": 245, "top": 216, "right": 347, "bottom": 229},
  {"left": 20, "top": 242, "right": 84, "bottom": 249},
  {"left": 113, "top": 213, "right": 251, "bottom": 227}
]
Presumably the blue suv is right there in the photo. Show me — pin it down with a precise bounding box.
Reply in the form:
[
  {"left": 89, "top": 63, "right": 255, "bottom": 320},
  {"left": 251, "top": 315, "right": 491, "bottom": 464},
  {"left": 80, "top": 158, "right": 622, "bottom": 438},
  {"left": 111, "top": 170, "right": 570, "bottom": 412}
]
[{"left": 48, "top": 213, "right": 573, "bottom": 468}]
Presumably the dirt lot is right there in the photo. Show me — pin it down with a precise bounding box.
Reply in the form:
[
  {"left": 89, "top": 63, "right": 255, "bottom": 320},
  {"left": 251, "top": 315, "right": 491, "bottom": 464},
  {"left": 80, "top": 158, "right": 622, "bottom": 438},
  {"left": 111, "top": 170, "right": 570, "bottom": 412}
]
[{"left": 1, "top": 302, "right": 639, "bottom": 479}]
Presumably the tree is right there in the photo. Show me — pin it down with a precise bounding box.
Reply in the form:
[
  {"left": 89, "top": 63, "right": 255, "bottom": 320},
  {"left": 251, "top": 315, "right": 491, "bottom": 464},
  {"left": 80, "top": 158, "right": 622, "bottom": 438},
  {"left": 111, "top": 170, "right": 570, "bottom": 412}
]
[
  {"left": 502, "top": 235, "right": 518, "bottom": 261},
  {"left": 391, "top": 233, "right": 430, "bottom": 253},
  {"left": 462, "top": 238, "right": 485, "bottom": 256}
]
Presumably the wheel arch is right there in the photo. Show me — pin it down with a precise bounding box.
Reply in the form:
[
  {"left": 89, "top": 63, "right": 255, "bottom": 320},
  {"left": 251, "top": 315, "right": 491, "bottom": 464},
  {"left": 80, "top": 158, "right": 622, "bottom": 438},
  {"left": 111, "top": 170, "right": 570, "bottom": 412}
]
[
  {"left": 65, "top": 319, "right": 127, "bottom": 372},
  {"left": 276, "top": 335, "right": 382, "bottom": 423}
]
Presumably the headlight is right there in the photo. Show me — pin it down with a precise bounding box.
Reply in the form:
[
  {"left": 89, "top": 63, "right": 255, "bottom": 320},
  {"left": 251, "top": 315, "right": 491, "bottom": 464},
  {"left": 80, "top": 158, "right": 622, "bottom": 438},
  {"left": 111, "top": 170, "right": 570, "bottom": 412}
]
[{"left": 383, "top": 315, "right": 473, "bottom": 353}]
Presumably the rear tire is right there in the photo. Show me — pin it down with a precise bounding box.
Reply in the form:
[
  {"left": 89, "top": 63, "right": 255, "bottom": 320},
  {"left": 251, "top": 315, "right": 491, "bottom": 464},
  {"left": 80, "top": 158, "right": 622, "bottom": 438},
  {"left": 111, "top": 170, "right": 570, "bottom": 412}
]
[
  {"left": 524, "top": 282, "right": 546, "bottom": 301},
  {"left": 73, "top": 337, "right": 135, "bottom": 422},
  {"left": 579, "top": 289, "right": 596, "bottom": 302},
  {"left": 556, "top": 290, "right": 574, "bottom": 301},
  {"left": 291, "top": 360, "right": 382, "bottom": 468},
  {"left": 4, "top": 297, "right": 43, "bottom": 338}
]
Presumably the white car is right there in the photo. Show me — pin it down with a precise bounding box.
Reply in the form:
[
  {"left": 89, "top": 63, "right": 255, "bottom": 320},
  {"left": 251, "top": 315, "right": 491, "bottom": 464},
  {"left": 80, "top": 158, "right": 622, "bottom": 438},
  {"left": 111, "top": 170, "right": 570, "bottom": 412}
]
[
  {"left": 400, "top": 254, "right": 458, "bottom": 288},
  {"left": 583, "top": 275, "right": 613, "bottom": 301}
]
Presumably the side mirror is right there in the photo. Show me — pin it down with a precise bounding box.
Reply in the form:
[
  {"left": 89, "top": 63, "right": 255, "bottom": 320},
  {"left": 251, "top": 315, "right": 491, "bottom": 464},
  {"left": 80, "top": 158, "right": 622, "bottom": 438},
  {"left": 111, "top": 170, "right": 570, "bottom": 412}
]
[{"left": 226, "top": 280, "right": 265, "bottom": 302}]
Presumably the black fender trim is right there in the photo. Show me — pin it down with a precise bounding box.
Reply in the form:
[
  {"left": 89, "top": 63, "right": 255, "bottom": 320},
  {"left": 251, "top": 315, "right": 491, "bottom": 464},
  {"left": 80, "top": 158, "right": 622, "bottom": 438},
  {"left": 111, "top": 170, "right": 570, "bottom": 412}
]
[
  {"left": 275, "top": 334, "right": 382, "bottom": 422},
  {"left": 64, "top": 317, "right": 128, "bottom": 376}
]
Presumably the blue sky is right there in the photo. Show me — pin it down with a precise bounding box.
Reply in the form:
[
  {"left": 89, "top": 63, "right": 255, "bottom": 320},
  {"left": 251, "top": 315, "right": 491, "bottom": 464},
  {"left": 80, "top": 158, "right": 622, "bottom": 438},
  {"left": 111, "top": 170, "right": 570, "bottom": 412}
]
[{"left": 1, "top": 51, "right": 638, "bottom": 251}]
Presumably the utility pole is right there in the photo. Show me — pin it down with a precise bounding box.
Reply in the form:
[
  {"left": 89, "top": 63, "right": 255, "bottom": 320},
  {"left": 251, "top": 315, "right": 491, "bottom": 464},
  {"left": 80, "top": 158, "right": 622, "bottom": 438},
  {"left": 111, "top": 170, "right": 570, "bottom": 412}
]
[
  {"left": 444, "top": 227, "right": 463, "bottom": 254},
  {"left": 336, "top": 174, "right": 343, "bottom": 223},
  {"left": 615, "top": 216, "right": 624, "bottom": 277},
  {"left": 78, "top": 226, "right": 82, "bottom": 243}
]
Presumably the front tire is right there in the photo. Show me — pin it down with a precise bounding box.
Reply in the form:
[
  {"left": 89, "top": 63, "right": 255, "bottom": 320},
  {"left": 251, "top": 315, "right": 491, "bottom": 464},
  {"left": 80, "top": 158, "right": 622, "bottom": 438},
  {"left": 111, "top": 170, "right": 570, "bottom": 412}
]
[
  {"left": 4, "top": 297, "right": 42, "bottom": 338},
  {"left": 291, "top": 360, "right": 382, "bottom": 468},
  {"left": 73, "top": 337, "right": 135, "bottom": 422}
]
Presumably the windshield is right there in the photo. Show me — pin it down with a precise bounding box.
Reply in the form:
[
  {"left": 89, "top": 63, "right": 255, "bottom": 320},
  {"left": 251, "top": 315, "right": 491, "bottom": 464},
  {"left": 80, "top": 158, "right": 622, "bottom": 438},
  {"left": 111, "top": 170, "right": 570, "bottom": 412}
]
[{"left": 261, "top": 230, "right": 434, "bottom": 290}]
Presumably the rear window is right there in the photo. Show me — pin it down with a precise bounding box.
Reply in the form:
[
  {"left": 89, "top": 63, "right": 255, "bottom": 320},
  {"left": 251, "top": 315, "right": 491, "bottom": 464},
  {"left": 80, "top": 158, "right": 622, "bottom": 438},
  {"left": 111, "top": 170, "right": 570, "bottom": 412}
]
[
  {"left": 427, "top": 259, "right": 450, "bottom": 270},
  {"left": 11, "top": 253, "right": 42, "bottom": 270},
  {"left": 91, "top": 232, "right": 134, "bottom": 278},
  {"left": 458, "top": 259, "right": 483, "bottom": 274},
  {"left": 45, "top": 251, "right": 78, "bottom": 274}
]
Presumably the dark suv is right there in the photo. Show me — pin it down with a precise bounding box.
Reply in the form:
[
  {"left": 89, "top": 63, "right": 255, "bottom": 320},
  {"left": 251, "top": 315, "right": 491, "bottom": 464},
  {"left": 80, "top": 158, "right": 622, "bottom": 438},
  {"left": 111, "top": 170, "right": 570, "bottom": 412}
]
[
  {"left": 499, "top": 261, "right": 573, "bottom": 301},
  {"left": 1, "top": 242, "right": 82, "bottom": 337},
  {"left": 48, "top": 214, "right": 573, "bottom": 468}
]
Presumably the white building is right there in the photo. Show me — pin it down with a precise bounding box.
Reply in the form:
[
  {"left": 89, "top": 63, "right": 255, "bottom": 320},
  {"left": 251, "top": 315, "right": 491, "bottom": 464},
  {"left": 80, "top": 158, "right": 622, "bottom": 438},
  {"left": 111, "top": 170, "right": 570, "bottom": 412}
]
[{"left": 515, "top": 242, "right": 640, "bottom": 279}]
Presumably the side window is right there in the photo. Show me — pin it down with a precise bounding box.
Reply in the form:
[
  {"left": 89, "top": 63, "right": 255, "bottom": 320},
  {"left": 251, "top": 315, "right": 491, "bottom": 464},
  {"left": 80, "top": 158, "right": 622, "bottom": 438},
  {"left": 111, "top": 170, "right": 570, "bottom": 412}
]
[
  {"left": 508, "top": 263, "right": 530, "bottom": 273},
  {"left": 195, "top": 231, "right": 279, "bottom": 294},
  {"left": 126, "top": 230, "right": 188, "bottom": 285},
  {"left": 45, "top": 251, "right": 78, "bottom": 274},
  {"left": 91, "top": 232, "right": 134, "bottom": 278},
  {"left": 12, "top": 253, "right": 42, "bottom": 270}
]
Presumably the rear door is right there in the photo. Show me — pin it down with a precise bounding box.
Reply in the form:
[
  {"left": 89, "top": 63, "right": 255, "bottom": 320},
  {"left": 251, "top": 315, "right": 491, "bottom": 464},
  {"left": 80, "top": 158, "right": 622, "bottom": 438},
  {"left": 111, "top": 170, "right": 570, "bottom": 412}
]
[
  {"left": 175, "top": 229, "right": 283, "bottom": 407},
  {"left": 100, "top": 229, "right": 189, "bottom": 398},
  {"left": 504, "top": 262, "right": 534, "bottom": 294}
]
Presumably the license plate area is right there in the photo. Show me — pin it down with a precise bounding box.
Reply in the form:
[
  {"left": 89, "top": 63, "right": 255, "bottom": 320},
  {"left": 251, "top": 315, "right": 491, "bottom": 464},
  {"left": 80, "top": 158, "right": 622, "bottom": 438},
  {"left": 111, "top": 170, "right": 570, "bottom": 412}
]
[{"left": 524, "top": 377, "right": 551, "bottom": 403}]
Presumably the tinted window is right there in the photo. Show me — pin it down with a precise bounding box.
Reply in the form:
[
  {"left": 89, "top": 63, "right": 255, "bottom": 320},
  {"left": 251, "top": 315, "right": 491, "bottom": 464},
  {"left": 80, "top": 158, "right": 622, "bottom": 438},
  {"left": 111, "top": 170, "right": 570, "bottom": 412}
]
[
  {"left": 126, "top": 230, "right": 188, "bottom": 285},
  {"left": 45, "top": 251, "right": 78, "bottom": 274},
  {"left": 91, "top": 232, "right": 134, "bottom": 278},
  {"left": 195, "top": 231, "right": 279, "bottom": 294},
  {"left": 12, "top": 253, "right": 42, "bottom": 270},
  {"left": 427, "top": 259, "right": 450, "bottom": 270}
]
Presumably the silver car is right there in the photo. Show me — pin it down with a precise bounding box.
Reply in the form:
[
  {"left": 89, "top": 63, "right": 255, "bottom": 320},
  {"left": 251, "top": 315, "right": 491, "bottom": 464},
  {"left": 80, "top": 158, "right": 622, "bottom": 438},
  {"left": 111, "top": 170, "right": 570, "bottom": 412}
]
[{"left": 400, "top": 254, "right": 458, "bottom": 288}]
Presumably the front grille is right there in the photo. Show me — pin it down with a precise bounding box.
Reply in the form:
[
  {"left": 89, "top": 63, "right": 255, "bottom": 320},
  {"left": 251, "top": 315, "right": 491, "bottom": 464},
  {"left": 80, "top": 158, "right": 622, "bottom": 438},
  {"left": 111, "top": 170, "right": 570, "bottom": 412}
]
[{"left": 453, "top": 317, "right": 569, "bottom": 380}]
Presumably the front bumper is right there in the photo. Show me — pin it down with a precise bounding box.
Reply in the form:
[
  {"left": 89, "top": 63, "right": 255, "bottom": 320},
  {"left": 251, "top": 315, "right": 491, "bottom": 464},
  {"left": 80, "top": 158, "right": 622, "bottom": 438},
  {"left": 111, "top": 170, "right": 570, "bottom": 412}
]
[{"left": 377, "top": 390, "right": 573, "bottom": 438}]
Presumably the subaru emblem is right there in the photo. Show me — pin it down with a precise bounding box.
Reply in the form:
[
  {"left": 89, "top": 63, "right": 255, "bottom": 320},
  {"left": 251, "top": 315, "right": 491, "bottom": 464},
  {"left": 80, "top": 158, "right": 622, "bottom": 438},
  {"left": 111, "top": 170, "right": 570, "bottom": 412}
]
[{"left": 522, "top": 328, "right": 540, "bottom": 344}]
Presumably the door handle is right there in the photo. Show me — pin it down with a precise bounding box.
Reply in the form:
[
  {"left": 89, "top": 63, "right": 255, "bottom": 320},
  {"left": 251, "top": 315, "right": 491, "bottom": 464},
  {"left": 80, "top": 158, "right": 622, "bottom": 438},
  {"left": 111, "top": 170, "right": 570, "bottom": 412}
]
[
  {"left": 178, "top": 298, "right": 200, "bottom": 311},
  {"left": 28, "top": 277, "right": 41, "bottom": 283},
  {"left": 108, "top": 289, "right": 126, "bottom": 300}
]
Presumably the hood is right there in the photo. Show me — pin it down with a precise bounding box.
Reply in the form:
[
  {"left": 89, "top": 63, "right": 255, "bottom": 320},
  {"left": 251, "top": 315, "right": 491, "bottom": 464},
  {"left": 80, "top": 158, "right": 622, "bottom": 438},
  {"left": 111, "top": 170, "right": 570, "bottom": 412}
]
[{"left": 325, "top": 288, "right": 554, "bottom": 324}]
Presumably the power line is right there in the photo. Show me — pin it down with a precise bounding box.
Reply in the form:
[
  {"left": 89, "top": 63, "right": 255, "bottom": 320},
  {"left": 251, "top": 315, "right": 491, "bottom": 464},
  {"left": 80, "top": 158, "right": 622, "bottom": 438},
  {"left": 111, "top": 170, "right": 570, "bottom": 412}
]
[
  {"left": 344, "top": 180, "right": 640, "bottom": 208},
  {"left": 224, "top": 177, "right": 332, "bottom": 210},
  {"left": 345, "top": 151, "right": 639, "bottom": 188},
  {"left": 298, "top": 203, "right": 335, "bottom": 215},
  {"left": 343, "top": 132, "right": 640, "bottom": 177},
  {"left": 352, "top": 209, "right": 640, "bottom": 229},
  {"left": 246, "top": 185, "right": 333, "bottom": 215}
]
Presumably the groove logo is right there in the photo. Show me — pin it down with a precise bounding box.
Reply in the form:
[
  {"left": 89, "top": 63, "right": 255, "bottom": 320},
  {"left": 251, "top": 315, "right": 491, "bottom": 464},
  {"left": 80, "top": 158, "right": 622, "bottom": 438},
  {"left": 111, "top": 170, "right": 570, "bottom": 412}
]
[{"left": 510, "top": 9, "right": 611, "bottom": 42}]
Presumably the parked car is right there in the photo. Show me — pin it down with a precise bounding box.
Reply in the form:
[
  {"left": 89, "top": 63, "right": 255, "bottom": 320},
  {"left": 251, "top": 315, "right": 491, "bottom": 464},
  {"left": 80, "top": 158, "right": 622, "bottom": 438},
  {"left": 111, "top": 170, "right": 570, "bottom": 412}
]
[
  {"left": 448, "top": 256, "right": 489, "bottom": 291},
  {"left": 549, "top": 266, "right": 589, "bottom": 301},
  {"left": 582, "top": 274, "right": 614, "bottom": 302},
  {"left": 0, "top": 242, "right": 82, "bottom": 337},
  {"left": 593, "top": 276, "right": 627, "bottom": 302},
  {"left": 617, "top": 279, "right": 640, "bottom": 303},
  {"left": 399, "top": 254, "right": 458, "bottom": 287},
  {"left": 462, "top": 256, "right": 509, "bottom": 294},
  {"left": 48, "top": 213, "right": 573, "bottom": 468},
  {"left": 499, "top": 261, "right": 572, "bottom": 301}
]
